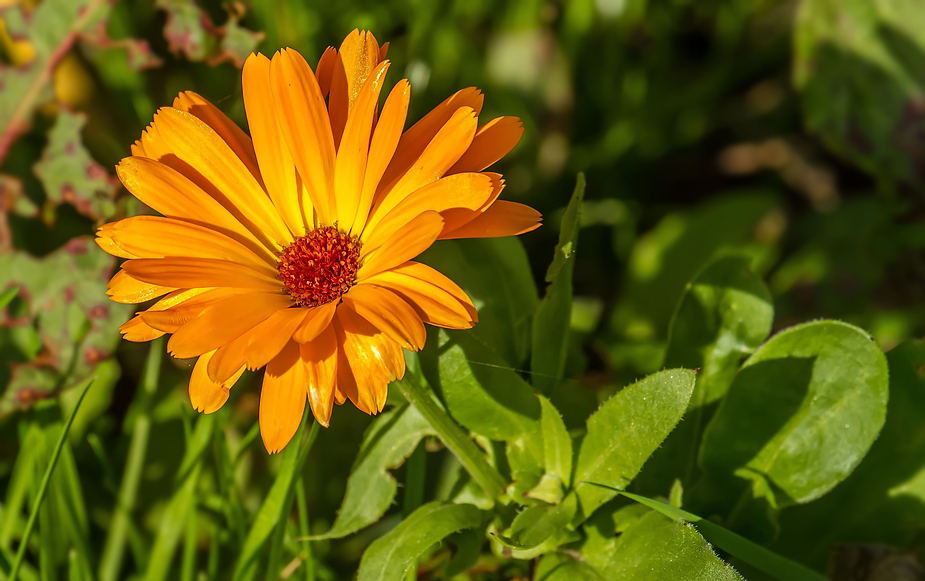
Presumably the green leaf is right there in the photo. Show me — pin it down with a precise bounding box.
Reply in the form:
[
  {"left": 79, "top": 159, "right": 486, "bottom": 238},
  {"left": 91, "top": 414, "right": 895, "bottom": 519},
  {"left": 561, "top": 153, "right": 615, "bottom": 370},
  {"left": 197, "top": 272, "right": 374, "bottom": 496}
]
[
  {"left": 700, "top": 320, "right": 889, "bottom": 506},
  {"left": 314, "top": 404, "right": 435, "bottom": 539},
  {"left": 574, "top": 369, "right": 696, "bottom": 522},
  {"left": 532, "top": 174, "right": 585, "bottom": 393},
  {"left": 421, "top": 237, "right": 538, "bottom": 365},
  {"left": 501, "top": 494, "right": 579, "bottom": 558},
  {"left": 0, "top": 287, "right": 17, "bottom": 310},
  {"left": 592, "top": 511, "right": 743, "bottom": 581},
  {"left": 539, "top": 395, "right": 572, "bottom": 489},
  {"left": 155, "top": 0, "right": 264, "bottom": 67},
  {"left": 425, "top": 330, "right": 542, "bottom": 466},
  {"left": 535, "top": 553, "right": 605, "bottom": 580},
  {"left": 640, "top": 255, "right": 773, "bottom": 491},
  {"left": 794, "top": 0, "right": 925, "bottom": 189},
  {"left": 608, "top": 490, "right": 826, "bottom": 581},
  {"left": 356, "top": 502, "right": 481, "bottom": 581}
]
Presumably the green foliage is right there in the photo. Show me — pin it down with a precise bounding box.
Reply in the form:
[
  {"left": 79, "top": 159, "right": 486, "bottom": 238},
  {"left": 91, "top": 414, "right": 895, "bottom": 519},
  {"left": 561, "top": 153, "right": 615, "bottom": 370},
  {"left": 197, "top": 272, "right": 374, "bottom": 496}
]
[{"left": 1, "top": 0, "right": 922, "bottom": 579}]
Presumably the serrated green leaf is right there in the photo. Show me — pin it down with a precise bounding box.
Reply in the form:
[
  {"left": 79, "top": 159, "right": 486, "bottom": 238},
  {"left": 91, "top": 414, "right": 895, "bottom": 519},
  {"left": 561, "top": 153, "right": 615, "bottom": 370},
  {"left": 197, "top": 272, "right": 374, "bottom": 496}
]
[
  {"left": 539, "top": 395, "right": 572, "bottom": 489},
  {"left": 700, "top": 320, "right": 889, "bottom": 506},
  {"left": 532, "top": 174, "right": 585, "bottom": 393},
  {"left": 794, "top": 0, "right": 925, "bottom": 189},
  {"left": 356, "top": 502, "right": 481, "bottom": 581},
  {"left": 593, "top": 511, "right": 743, "bottom": 581},
  {"left": 315, "top": 404, "right": 435, "bottom": 539},
  {"left": 534, "top": 553, "right": 605, "bottom": 581},
  {"left": 574, "top": 369, "right": 696, "bottom": 522}
]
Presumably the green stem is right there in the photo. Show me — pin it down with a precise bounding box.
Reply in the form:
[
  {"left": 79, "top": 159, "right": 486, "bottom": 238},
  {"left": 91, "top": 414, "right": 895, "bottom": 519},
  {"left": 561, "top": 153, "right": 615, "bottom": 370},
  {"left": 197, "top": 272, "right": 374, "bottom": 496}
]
[
  {"left": 395, "top": 375, "right": 506, "bottom": 498},
  {"left": 295, "top": 480, "right": 314, "bottom": 581},
  {"left": 403, "top": 443, "right": 426, "bottom": 581},
  {"left": 99, "top": 339, "right": 164, "bottom": 581},
  {"left": 8, "top": 378, "right": 93, "bottom": 581}
]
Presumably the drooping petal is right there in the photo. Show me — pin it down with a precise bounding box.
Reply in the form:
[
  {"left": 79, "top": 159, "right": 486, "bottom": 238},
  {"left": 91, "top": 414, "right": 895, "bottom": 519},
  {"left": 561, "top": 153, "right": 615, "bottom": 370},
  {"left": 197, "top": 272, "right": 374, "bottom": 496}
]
[
  {"left": 292, "top": 301, "right": 338, "bottom": 343},
  {"left": 358, "top": 211, "right": 443, "bottom": 280},
  {"left": 123, "top": 257, "right": 283, "bottom": 291},
  {"left": 369, "top": 107, "right": 478, "bottom": 227},
  {"left": 354, "top": 79, "right": 410, "bottom": 233},
  {"left": 362, "top": 172, "right": 496, "bottom": 251},
  {"left": 270, "top": 48, "right": 337, "bottom": 225},
  {"left": 149, "top": 107, "right": 292, "bottom": 248},
  {"left": 343, "top": 284, "right": 426, "bottom": 350},
  {"left": 362, "top": 261, "right": 477, "bottom": 329},
  {"left": 190, "top": 349, "right": 245, "bottom": 414},
  {"left": 301, "top": 326, "right": 338, "bottom": 427},
  {"left": 260, "top": 341, "right": 307, "bottom": 453},
  {"left": 167, "top": 292, "right": 294, "bottom": 358},
  {"left": 448, "top": 116, "right": 524, "bottom": 174},
  {"left": 99, "top": 216, "right": 276, "bottom": 275},
  {"left": 334, "top": 308, "right": 404, "bottom": 415},
  {"left": 242, "top": 53, "right": 310, "bottom": 237},
  {"left": 115, "top": 157, "right": 274, "bottom": 262},
  {"left": 173, "top": 91, "right": 263, "bottom": 186},
  {"left": 245, "top": 308, "right": 310, "bottom": 370},
  {"left": 208, "top": 332, "right": 250, "bottom": 384},
  {"left": 328, "top": 29, "right": 383, "bottom": 147},
  {"left": 440, "top": 200, "right": 542, "bottom": 239},
  {"left": 107, "top": 270, "right": 174, "bottom": 304},
  {"left": 336, "top": 61, "right": 390, "bottom": 231}
]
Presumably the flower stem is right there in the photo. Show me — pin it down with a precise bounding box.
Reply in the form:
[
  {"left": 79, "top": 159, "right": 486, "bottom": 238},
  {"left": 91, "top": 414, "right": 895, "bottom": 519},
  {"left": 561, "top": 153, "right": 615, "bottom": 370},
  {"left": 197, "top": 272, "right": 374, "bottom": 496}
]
[{"left": 395, "top": 375, "right": 506, "bottom": 498}]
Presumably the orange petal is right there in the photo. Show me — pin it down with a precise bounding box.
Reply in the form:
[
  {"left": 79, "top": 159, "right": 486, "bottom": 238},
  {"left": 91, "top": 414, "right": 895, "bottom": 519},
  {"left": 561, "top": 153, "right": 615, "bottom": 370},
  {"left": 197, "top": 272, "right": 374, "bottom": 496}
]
[
  {"left": 107, "top": 270, "right": 175, "bottom": 304},
  {"left": 140, "top": 288, "right": 243, "bottom": 333},
  {"left": 245, "top": 307, "right": 310, "bottom": 370},
  {"left": 301, "top": 326, "right": 338, "bottom": 427},
  {"left": 363, "top": 172, "right": 496, "bottom": 251},
  {"left": 168, "top": 292, "right": 294, "bottom": 358},
  {"left": 354, "top": 79, "right": 410, "bottom": 233},
  {"left": 260, "top": 341, "right": 308, "bottom": 453},
  {"left": 96, "top": 222, "right": 136, "bottom": 258},
  {"left": 242, "top": 53, "right": 309, "bottom": 238},
  {"left": 173, "top": 91, "right": 263, "bottom": 187},
  {"left": 378, "top": 87, "right": 484, "bottom": 192},
  {"left": 190, "top": 350, "right": 245, "bottom": 414},
  {"left": 292, "top": 301, "right": 338, "bottom": 343},
  {"left": 334, "top": 309, "right": 404, "bottom": 415},
  {"left": 316, "top": 46, "right": 337, "bottom": 98},
  {"left": 448, "top": 117, "right": 523, "bottom": 173},
  {"left": 270, "top": 48, "right": 337, "bottom": 226},
  {"left": 123, "top": 257, "right": 283, "bottom": 291},
  {"left": 208, "top": 333, "right": 250, "bottom": 384},
  {"left": 120, "top": 315, "right": 166, "bottom": 342},
  {"left": 441, "top": 200, "right": 542, "bottom": 239},
  {"left": 329, "top": 29, "right": 383, "bottom": 147},
  {"left": 358, "top": 211, "right": 443, "bottom": 280},
  {"left": 115, "top": 157, "right": 274, "bottom": 263},
  {"left": 100, "top": 216, "right": 276, "bottom": 276},
  {"left": 370, "top": 106, "right": 478, "bottom": 226},
  {"left": 336, "top": 61, "right": 390, "bottom": 232},
  {"left": 343, "top": 284, "right": 426, "bottom": 350},
  {"left": 363, "top": 261, "right": 477, "bottom": 329}
]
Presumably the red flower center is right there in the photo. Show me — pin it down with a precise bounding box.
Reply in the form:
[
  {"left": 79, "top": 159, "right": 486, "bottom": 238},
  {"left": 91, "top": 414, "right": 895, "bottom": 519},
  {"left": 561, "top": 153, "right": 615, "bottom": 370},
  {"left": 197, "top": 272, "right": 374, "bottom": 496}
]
[{"left": 278, "top": 226, "right": 361, "bottom": 307}]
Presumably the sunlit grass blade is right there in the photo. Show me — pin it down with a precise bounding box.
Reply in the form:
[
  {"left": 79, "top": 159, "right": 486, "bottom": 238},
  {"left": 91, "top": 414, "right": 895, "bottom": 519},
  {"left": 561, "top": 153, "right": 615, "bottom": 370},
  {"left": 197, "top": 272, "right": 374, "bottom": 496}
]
[
  {"left": 99, "top": 338, "right": 164, "bottom": 581},
  {"left": 233, "top": 418, "right": 318, "bottom": 581},
  {"left": 7, "top": 378, "right": 94, "bottom": 581},
  {"left": 586, "top": 484, "right": 828, "bottom": 581},
  {"left": 0, "top": 287, "right": 18, "bottom": 309}
]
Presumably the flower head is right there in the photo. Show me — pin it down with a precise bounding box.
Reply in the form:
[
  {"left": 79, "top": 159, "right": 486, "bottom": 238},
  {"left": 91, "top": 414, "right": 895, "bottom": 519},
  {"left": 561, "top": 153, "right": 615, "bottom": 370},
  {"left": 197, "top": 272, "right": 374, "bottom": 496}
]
[{"left": 99, "top": 30, "right": 541, "bottom": 453}]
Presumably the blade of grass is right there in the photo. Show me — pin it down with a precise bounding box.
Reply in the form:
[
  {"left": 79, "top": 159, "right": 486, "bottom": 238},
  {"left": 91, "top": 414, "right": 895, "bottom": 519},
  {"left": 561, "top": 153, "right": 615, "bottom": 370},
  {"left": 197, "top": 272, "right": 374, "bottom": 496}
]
[
  {"left": 8, "top": 378, "right": 94, "bottom": 581},
  {"left": 295, "top": 480, "right": 314, "bottom": 581},
  {"left": 402, "top": 443, "right": 426, "bottom": 581},
  {"left": 98, "top": 339, "right": 164, "bottom": 581},
  {"left": 180, "top": 508, "right": 197, "bottom": 581},
  {"left": 395, "top": 375, "right": 506, "bottom": 498},
  {"left": 0, "top": 287, "right": 18, "bottom": 309}
]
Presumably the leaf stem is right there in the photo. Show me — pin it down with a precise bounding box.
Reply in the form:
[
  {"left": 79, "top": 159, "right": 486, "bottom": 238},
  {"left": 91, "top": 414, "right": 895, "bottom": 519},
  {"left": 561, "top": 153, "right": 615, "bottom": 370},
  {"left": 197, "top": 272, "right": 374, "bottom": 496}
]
[
  {"left": 395, "top": 375, "right": 506, "bottom": 498},
  {"left": 8, "top": 378, "right": 94, "bottom": 581}
]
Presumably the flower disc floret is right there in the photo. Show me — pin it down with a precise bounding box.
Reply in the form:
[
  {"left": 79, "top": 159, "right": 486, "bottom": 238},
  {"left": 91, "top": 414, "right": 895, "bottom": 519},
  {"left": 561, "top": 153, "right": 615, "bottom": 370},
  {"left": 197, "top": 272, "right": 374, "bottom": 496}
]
[{"left": 277, "top": 226, "right": 361, "bottom": 307}]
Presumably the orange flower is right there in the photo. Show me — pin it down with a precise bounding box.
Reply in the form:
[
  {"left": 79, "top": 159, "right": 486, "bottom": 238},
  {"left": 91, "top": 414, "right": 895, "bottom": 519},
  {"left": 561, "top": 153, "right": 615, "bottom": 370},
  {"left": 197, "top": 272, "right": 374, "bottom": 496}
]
[{"left": 98, "top": 30, "right": 541, "bottom": 453}]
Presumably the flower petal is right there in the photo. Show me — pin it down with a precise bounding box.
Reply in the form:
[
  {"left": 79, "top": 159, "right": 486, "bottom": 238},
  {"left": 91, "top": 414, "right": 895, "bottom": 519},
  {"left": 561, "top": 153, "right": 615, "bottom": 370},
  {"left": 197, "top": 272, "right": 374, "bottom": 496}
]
[
  {"left": 362, "top": 261, "right": 477, "bottom": 329},
  {"left": 122, "top": 257, "right": 282, "bottom": 291},
  {"left": 120, "top": 315, "right": 165, "bottom": 342},
  {"left": 168, "top": 292, "right": 294, "bottom": 358},
  {"left": 334, "top": 308, "right": 404, "bottom": 415},
  {"left": 140, "top": 288, "right": 244, "bottom": 333},
  {"left": 245, "top": 308, "right": 310, "bottom": 370},
  {"left": 301, "top": 326, "right": 338, "bottom": 427},
  {"left": 243, "top": 52, "right": 310, "bottom": 238},
  {"left": 270, "top": 48, "right": 337, "bottom": 226},
  {"left": 107, "top": 270, "right": 174, "bottom": 304},
  {"left": 448, "top": 116, "right": 523, "bottom": 173},
  {"left": 260, "top": 341, "right": 307, "bottom": 453},
  {"left": 358, "top": 211, "right": 443, "bottom": 280},
  {"left": 316, "top": 46, "right": 337, "bottom": 98},
  {"left": 441, "top": 200, "right": 542, "bottom": 239},
  {"left": 328, "top": 29, "right": 383, "bottom": 147},
  {"left": 150, "top": 107, "right": 292, "bottom": 248},
  {"left": 292, "top": 301, "right": 338, "bottom": 343},
  {"left": 343, "top": 284, "right": 425, "bottom": 350},
  {"left": 190, "top": 349, "right": 244, "bottom": 414}
]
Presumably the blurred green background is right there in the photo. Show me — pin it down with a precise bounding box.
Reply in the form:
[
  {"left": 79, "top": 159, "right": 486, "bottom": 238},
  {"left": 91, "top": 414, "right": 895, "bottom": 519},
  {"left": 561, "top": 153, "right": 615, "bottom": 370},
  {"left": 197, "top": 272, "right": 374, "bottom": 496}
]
[{"left": 2, "top": 0, "right": 925, "bottom": 579}]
